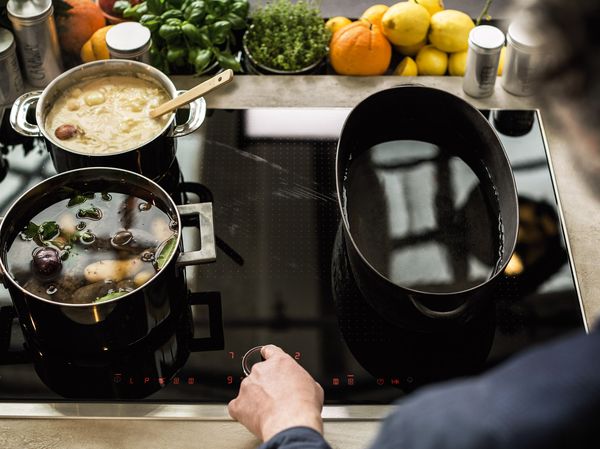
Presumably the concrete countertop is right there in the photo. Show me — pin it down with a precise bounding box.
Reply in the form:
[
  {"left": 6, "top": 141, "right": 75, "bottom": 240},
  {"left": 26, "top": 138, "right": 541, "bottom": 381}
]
[{"left": 1, "top": 75, "right": 598, "bottom": 448}]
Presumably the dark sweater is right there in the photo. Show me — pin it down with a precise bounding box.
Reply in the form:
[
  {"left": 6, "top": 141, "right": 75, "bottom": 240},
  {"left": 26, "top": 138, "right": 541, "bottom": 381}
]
[{"left": 259, "top": 329, "right": 600, "bottom": 449}]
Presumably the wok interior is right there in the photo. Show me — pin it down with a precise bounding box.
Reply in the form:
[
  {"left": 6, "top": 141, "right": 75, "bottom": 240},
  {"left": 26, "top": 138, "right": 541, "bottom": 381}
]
[{"left": 339, "top": 87, "right": 518, "bottom": 281}]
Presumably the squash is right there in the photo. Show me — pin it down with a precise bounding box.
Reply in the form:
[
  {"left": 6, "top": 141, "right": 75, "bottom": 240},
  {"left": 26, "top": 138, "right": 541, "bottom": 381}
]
[{"left": 57, "top": 0, "right": 106, "bottom": 55}]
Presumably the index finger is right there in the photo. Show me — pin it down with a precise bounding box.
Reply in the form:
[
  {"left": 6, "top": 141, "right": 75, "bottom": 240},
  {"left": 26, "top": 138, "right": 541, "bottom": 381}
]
[{"left": 261, "top": 344, "right": 285, "bottom": 359}]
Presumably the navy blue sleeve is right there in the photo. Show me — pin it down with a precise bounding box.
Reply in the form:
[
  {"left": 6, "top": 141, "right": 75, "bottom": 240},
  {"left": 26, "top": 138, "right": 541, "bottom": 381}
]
[
  {"left": 258, "top": 427, "right": 332, "bottom": 449},
  {"left": 260, "top": 330, "right": 600, "bottom": 449},
  {"left": 369, "top": 329, "right": 600, "bottom": 449}
]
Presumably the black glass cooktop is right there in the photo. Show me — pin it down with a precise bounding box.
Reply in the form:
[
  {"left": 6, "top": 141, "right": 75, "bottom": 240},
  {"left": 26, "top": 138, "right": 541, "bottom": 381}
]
[{"left": 0, "top": 107, "right": 584, "bottom": 404}]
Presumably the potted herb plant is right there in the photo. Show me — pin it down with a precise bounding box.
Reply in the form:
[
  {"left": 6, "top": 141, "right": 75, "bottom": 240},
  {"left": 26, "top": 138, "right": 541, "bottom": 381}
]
[{"left": 243, "top": 0, "right": 330, "bottom": 74}]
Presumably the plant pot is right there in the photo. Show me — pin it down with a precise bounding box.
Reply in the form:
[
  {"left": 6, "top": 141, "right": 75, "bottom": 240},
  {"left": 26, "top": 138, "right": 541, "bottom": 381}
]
[{"left": 242, "top": 31, "right": 326, "bottom": 75}]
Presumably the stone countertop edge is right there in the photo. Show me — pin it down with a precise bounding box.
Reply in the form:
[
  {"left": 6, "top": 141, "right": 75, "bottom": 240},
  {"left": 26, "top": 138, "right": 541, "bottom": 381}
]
[{"left": 0, "top": 75, "right": 597, "bottom": 449}]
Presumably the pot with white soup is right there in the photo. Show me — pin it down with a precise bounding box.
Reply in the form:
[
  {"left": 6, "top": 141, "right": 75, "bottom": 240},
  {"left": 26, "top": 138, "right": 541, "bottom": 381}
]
[{"left": 9, "top": 60, "right": 206, "bottom": 180}]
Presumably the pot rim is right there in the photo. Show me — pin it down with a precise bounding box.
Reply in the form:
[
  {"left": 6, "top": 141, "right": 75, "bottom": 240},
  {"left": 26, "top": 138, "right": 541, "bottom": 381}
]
[
  {"left": 35, "top": 60, "right": 178, "bottom": 156},
  {"left": 335, "top": 85, "right": 519, "bottom": 298},
  {"left": 0, "top": 167, "right": 183, "bottom": 308}
]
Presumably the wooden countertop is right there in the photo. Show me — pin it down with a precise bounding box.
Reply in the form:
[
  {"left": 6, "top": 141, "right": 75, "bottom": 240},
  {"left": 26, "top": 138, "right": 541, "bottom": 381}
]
[{"left": 2, "top": 75, "right": 597, "bottom": 448}]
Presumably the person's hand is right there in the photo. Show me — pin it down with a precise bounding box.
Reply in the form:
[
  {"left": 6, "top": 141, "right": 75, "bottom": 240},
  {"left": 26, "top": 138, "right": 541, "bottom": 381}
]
[{"left": 228, "top": 344, "right": 325, "bottom": 442}]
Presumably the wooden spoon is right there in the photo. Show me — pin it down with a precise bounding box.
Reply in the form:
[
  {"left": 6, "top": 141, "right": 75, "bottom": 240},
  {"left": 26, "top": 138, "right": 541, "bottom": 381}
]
[{"left": 149, "top": 69, "right": 234, "bottom": 119}]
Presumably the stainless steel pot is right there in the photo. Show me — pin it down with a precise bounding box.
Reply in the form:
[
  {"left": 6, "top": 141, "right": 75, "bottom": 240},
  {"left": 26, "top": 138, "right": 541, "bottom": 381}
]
[
  {"left": 0, "top": 167, "right": 216, "bottom": 355},
  {"left": 9, "top": 60, "right": 206, "bottom": 180}
]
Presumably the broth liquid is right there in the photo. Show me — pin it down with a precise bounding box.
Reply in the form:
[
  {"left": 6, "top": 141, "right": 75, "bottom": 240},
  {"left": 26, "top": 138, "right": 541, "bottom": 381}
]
[{"left": 344, "top": 140, "right": 503, "bottom": 294}]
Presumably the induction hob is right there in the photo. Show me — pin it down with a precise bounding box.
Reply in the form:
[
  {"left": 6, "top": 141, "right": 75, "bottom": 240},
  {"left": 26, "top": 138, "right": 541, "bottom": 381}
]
[{"left": 0, "top": 107, "right": 585, "bottom": 419}]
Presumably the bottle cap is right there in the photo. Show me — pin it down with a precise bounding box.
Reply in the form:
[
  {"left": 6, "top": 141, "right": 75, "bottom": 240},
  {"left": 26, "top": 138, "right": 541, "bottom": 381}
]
[
  {"left": 106, "top": 22, "right": 152, "bottom": 55},
  {"left": 0, "top": 28, "right": 15, "bottom": 56},
  {"left": 469, "top": 25, "right": 505, "bottom": 53},
  {"left": 507, "top": 14, "right": 545, "bottom": 52},
  {"left": 7, "top": 0, "right": 52, "bottom": 20}
]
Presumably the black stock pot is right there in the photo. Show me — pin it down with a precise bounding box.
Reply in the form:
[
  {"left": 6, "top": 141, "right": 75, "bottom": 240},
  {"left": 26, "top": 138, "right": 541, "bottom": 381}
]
[
  {"left": 9, "top": 60, "right": 206, "bottom": 180},
  {"left": 0, "top": 168, "right": 216, "bottom": 355}
]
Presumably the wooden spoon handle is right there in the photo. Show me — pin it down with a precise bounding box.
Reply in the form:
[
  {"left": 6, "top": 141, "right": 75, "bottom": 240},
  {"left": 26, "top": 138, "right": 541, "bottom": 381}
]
[{"left": 149, "top": 69, "right": 234, "bottom": 119}]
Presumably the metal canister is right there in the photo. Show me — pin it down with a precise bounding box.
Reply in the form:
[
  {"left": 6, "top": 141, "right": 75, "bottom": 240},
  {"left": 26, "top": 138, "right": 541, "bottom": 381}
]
[
  {"left": 501, "top": 17, "right": 545, "bottom": 96},
  {"left": 0, "top": 28, "right": 24, "bottom": 105},
  {"left": 462, "top": 25, "right": 505, "bottom": 98},
  {"left": 7, "top": 0, "right": 63, "bottom": 87},
  {"left": 106, "top": 22, "right": 152, "bottom": 63}
]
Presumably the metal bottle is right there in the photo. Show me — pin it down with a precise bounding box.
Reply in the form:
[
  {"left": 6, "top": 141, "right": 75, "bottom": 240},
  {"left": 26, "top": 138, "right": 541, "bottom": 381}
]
[
  {"left": 7, "top": 0, "right": 63, "bottom": 87},
  {"left": 501, "top": 17, "right": 545, "bottom": 96},
  {"left": 0, "top": 28, "right": 24, "bottom": 105},
  {"left": 106, "top": 22, "right": 152, "bottom": 63},
  {"left": 462, "top": 25, "right": 505, "bottom": 98}
]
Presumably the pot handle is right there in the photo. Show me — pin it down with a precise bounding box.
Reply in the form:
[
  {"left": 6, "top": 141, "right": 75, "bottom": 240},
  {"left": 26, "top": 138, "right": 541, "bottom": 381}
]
[
  {"left": 176, "top": 202, "right": 216, "bottom": 267},
  {"left": 409, "top": 295, "right": 469, "bottom": 320},
  {"left": 188, "top": 291, "right": 224, "bottom": 352},
  {"left": 10, "top": 91, "right": 43, "bottom": 137},
  {"left": 167, "top": 90, "right": 207, "bottom": 138}
]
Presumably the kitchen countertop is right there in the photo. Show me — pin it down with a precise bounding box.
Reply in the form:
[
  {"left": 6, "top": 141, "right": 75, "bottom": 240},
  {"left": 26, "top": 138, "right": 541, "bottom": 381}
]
[{"left": 1, "top": 75, "right": 598, "bottom": 448}]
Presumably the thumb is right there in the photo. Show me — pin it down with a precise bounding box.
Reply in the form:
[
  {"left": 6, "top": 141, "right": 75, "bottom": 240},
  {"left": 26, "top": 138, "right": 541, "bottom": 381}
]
[{"left": 260, "top": 344, "right": 285, "bottom": 360}]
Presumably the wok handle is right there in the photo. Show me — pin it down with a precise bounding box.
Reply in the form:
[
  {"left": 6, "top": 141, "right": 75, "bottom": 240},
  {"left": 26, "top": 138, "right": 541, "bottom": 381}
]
[
  {"left": 188, "top": 291, "right": 224, "bottom": 352},
  {"left": 10, "top": 91, "right": 43, "bottom": 137},
  {"left": 167, "top": 90, "right": 207, "bottom": 138},
  {"left": 409, "top": 296, "right": 469, "bottom": 320},
  {"left": 176, "top": 202, "right": 216, "bottom": 267}
]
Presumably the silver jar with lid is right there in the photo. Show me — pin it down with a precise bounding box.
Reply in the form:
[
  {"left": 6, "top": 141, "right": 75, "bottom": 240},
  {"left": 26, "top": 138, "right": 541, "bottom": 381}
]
[
  {"left": 501, "top": 16, "right": 545, "bottom": 96},
  {"left": 0, "top": 28, "right": 24, "bottom": 105},
  {"left": 463, "top": 25, "right": 505, "bottom": 98},
  {"left": 7, "top": 0, "right": 63, "bottom": 87},
  {"left": 106, "top": 22, "right": 152, "bottom": 63}
]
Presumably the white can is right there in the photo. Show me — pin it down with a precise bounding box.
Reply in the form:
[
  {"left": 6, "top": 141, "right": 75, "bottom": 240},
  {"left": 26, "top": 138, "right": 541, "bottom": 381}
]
[
  {"left": 462, "top": 25, "right": 505, "bottom": 98},
  {"left": 106, "top": 22, "right": 152, "bottom": 63},
  {"left": 0, "top": 28, "right": 24, "bottom": 106},
  {"left": 501, "top": 17, "right": 545, "bottom": 96}
]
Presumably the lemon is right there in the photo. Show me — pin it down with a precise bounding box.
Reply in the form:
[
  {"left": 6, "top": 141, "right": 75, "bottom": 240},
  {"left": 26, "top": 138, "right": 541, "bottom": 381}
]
[
  {"left": 326, "top": 16, "right": 353, "bottom": 35},
  {"left": 448, "top": 50, "right": 468, "bottom": 76},
  {"left": 416, "top": 45, "right": 448, "bottom": 75},
  {"left": 80, "top": 39, "right": 94, "bottom": 63},
  {"left": 381, "top": 2, "right": 430, "bottom": 47},
  {"left": 497, "top": 46, "right": 506, "bottom": 75},
  {"left": 360, "top": 4, "right": 389, "bottom": 31},
  {"left": 394, "top": 56, "right": 418, "bottom": 76},
  {"left": 90, "top": 25, "right": 114, "bottom": 61},
  {"left": 394, "top": 38, "right": 427, "bottom": 56},
  {"left": 429, "top": 10, "right": 474, "bottom": 53},
  {"left": 409, "top": 0, "right": 444, "bottom": 16}
]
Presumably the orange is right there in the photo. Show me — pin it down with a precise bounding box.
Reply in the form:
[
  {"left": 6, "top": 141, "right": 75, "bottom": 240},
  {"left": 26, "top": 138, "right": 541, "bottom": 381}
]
[
  {"left": 329, "top": 20, "right": 392, "bottom": 76},
  {"left": 360, "top": 4, "right": 389, "bottom": 31},
  {"left": 325, "top": 16, "right": 353, "bottom": 35},
  {"left": 57, "top": 0, "right": 106, "bottom": 54}
]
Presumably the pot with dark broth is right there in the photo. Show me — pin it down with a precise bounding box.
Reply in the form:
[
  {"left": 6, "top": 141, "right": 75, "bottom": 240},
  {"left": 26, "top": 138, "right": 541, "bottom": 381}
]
[
  {"left": 0, "top": 168, "right": 216, "bottom": 355},
  {"left": 7, "top": 191, "right": 178, "bottom": 304}
]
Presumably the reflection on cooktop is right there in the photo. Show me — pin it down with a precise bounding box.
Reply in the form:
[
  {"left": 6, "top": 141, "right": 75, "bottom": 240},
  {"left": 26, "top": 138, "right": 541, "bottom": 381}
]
[{"left": 0, "top": 108, "right": 584, "bottom": 405}]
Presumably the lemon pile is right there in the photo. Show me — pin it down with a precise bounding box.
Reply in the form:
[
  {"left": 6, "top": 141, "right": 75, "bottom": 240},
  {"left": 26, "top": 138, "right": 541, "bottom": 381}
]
[{"left": 328, "top": 1, "right": 505, "bottom": 77}]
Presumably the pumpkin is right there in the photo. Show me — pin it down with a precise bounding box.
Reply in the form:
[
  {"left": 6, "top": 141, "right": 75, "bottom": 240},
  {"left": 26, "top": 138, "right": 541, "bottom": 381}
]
[
  {"left": 57, "top": 0, "right": 106, "bottom": 55},
  {"left": 329, "top": 21, "right": 392, "bottom": 76}
]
